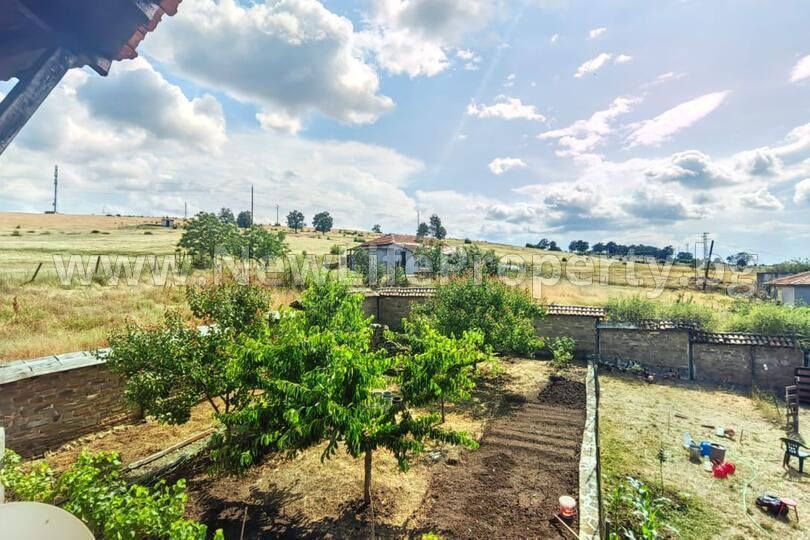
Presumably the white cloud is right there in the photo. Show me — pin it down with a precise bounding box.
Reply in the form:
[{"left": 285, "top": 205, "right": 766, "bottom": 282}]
[
  {"left": 574, "top": 53, "right": 613, "bottom": 78},
  {"left": 614, "top": 54, "right": 632, "bottom": 64},
  {"left": 588, "top": 27, "right": 607, "bottom": 39},
  {"left": 145, "top": 0, "right": 393, "bottom": 130},
  {"left": 538, "top": 96, "right": 640, "bottom": 157},
  {"left": 361, "top": 0, "right": 497, "bottom": 78},
  {"left": 73, "top": 58, "right": 226, "bottom": 150},
  {"left": 488, "top": 157, "right": 527, "bottom": 175},
  {"left": 550, "top": 33, "right": 559, "bottom": 44},
  {"left": 626, "top": 91, "right": 729, "bottom": 147},
  {"left": 733, "top": 147, "right": 782, "bottom": 176},
  {"left": 740, "top": 188, "right": 784, "bottom": 210},
  {"left": 467, "top": 96, "right": 546, "bottom": 121},
  {"left": 644, "top": 150, "right": 735, "bottom": 189},
  {"left": 643, "top": 72, "right": 686, "bottom": 88},
  {"left": 623, "top": 190, "right": 704, "bottom": 222},
  {"left": 795, "top": 179, "right": 810, "bottom": 206},
  {"left": 789, "top": 54, "right": 810, "bottom": 82},
  {"left": 0, "top": 69, "right": 424, "bottom": 230}
]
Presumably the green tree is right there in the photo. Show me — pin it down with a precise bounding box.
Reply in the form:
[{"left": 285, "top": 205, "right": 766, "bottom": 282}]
[
  {"left": 245, "top": 225, "right": 287, "bottom": 267},
  {"left": 237, "top": 210, "right": 253, "bottom": 228},
  {"left": 569, "top": 240, "right": 589, "bottom": 253},
  {"left": 372, "top": 224, "right": 382, "bottom": 233},
  {"left": 105, "top": 282, "right": 271, "bottom": 426},
  {"left": 414, "top": 277, "right": 546, "bottom": 356},
  {"left": 416, "top": 222, "right": 430, "bottom": 238},
  {"left": 218, "top": 207, "right": 236, "bottom": 224},
  {"left": 214, "top": 279, "right": 478, "bottom": 504},
  {"left": 312, "top": 211, "right": 334, "bottom": 233},
  {"left": 394, "top": 317, "right": 488, "bottom": 422},
  {"left": 178, "top": 211, "right": 242, "bottom": 268},
  {"left": 429, "top": 214, "right": 447, "bottom": 239},
  {"left": 287, "top": 209, "right": 305, "bottom": 233}
]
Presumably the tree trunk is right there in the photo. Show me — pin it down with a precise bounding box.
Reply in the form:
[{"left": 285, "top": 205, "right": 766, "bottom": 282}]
[
  {"left": 441, "top": 398, "right": 445, "bottom": 423},
  {"left": 364, "top": 449, "right": 373, "bottom": 505}
]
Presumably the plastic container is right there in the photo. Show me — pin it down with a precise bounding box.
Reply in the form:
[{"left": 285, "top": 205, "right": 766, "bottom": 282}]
[
  {"left": 699, "top": 441, "right": 712, "bottom": 457},
  {"left": 559, "top": 496, "right": 577, "bottom": 518},
  {"left": 709, "top": 443, "right": 726, "bottom": 462}
]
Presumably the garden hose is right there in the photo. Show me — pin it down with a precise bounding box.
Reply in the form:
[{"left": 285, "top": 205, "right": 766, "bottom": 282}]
[{"left": 739, "top": 457, "right": 772, "bottom": 538}]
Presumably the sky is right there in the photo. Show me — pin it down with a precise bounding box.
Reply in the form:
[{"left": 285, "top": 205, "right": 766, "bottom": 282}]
[{"left": 1, "top": 0, "right": 810, "bottom": 262}]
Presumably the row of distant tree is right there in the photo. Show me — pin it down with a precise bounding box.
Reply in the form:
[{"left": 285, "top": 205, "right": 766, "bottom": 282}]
[
  {"left": 527, "top": 238, "right": 694, "bottom": 263},
  {"left": 214, "top": 207, "right": 335, "bottom": 234}
]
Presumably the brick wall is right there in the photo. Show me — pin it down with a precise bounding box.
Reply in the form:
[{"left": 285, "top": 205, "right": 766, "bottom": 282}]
[
  {"left": 599, "top": 327, "right": 690, "bottom": 371},
  {"left": 535, "top": 315, "right": 598, "bottom": 356},
  {"left": 0, "top": 355, "right": 139, "bottom": 458},
  {"left": 693, "top": 343, "right": 752, "bottom": 386}
]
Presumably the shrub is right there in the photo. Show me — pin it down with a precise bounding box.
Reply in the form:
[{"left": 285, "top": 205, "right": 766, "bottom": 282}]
[
  {"left": 607, "top": 477, "right": 676, "bottom": 539},
  {"left": 144, "top": 231, "right": 153, "bottom": 235},
  {"left": 330, "top": 244, "right": 345, "bottom": 255},
  {"left": 605, "top": 296, "right": 657, "bottom": 325},
  {"left": 414, "top": 277, "right": 545, "bottom": 356},
  {"left": 727, "top": 302, "right": 810, "bottom": 337},
  {"left": 549, "top": 336, "right": 575, "bottom": 370},
  {"left": 91, "top": 230, "right": 100, "bottom": 234},
  {"left": 10, "top": 230, "right": 21, "bottom": 237},
  {"left": 0, "top": 449, "right": 220, "bottom": 540}
]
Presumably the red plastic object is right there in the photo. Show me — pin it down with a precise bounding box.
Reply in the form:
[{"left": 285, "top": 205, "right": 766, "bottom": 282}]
[{"left": 712, "top": 462, "right": 736, "bottom": 478}]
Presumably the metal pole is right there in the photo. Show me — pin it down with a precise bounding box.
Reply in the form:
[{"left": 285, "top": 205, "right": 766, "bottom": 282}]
[
  {"left": 53, "top": 164, "right": 58, "bottom": 213},
  {"left": 1, "top": 426, "right": 5, "bottom": 503}
]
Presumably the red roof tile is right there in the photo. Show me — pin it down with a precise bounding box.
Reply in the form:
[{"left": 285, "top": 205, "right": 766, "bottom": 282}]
[
  {"left": 360, "top": 234, "right": 422, "bottom": 247},
  {"left": 693, "top": 331, "right": 802, "bottom": 348},
  {"left": 116, "top": 1, "right": 183, "bottom": 61},
  {"left": 377, "top": 287, "right": 436, "bottom": 297},
  {"left": 767, "top": 271, "right": 810, "bottom": 287}
]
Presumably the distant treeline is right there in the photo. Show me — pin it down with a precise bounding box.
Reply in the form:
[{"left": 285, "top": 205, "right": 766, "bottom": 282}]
[{"left": 526, "top": 238, "right": 690, "bottom": 262}]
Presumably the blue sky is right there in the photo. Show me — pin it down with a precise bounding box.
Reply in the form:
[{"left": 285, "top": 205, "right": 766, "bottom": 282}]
[{"left": 2, "top": 0, "right": 810, "bottom": 262}]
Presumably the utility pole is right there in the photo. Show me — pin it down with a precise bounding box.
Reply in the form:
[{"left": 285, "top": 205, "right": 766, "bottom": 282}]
[
  {"left": 52, "top": 164, "right": 58, "bottom": 213},
  {"left": 702, "top": 240, "right": 715, "bottom": 291},
  {"left": 250, "top": 184, "right": 254, "bottom": 225},
  {"left": 184, "top": 202, "right": 187, "bottom": 219},
  {"left": 702, "top": 232, "right": 710, "bottom": 263},
  {"left": 417, "top": 210, "right": 420, "bottom": 230},
  {"left": 275, "top": 204, "right": 279, "bottom": 226}
]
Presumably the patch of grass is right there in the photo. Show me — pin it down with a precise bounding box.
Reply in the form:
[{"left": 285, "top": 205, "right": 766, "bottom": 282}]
[{"left": 601, "top": 416, "right": 723, "bottom": 539}]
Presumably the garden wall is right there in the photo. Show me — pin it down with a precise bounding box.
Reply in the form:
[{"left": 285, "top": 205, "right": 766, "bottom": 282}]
[
  {"left": 0, "top": 351, "right": 139, "bottom": 458},
  {"left": 535, "top": 314, "right": 599, "bottom": 356},
  {"left": 598, "top": 325, "right": 691, "bottom": 373},
  {"left": 361, "top": 290, "right": 807, "bottom": 391},
  {"left": 692, "top": 343, "right": 752, "bottom": 386}
]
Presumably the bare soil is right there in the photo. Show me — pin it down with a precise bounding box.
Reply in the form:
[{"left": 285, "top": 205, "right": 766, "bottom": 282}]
[{"left": 413, "top": 373, "right": 586, "bottom": 539}]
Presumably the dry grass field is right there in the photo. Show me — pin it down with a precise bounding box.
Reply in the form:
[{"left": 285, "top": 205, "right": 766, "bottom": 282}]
[
  {"left": 601, "top": 372, "right": 810, "bottom": 539},
  {"left": 1, "top": 211, "right": 754, "bottom": 360}
]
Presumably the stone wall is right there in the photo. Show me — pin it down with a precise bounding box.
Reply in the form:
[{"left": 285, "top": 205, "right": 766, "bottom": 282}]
[
  {"left": 693, "top": 343, "right": 752, "bottom": 387},
  {"left": 0, "top": 353, "right": 139, "bottom": 457},
  {"left": 535, "top": 315, "right": 598, "bottom": 356},
  {"left": 363, "top": 293, "right": 430, "bottom": 331},
  {"left": 599, "top": 326, "right": 691, "bottom": 372},
  {"left": 753, "top": 346, "right": 805, "bottom": 391},
  {"left": 579, "top": 359, "right": 602, "bottom": 539}
]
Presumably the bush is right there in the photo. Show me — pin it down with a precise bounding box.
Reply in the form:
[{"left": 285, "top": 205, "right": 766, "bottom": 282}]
[
  {"left": 10, "top": 230, "right": 21, "bottom": 237},
  {"left": 329, "top": 244, "right": 345, "bottom": 255},
  {"left": 605, "top": 295, "right": 716, "bottom": 330},
  {"left": 607, "top": 477, "right": 676, "bottom": 539},
  {"left": 549, "top": 336, "right": 575, "bottom": 370},
  {"left": 605, "top": 296, "right": 657, "bottom": 325},
  {"left": 413, "top": 277, "right": 545, "bottom": 356},
  {"left": 727, "top": 302, "right": 810, "bottom": 337},
  {"left": 0, "top": 449, "right": 220, "bottom": 540}
]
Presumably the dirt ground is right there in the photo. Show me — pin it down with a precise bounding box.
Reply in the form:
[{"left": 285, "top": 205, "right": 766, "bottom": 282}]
[
  {"left": 413, "top": 375, "right": 585, "bottom": 539},
  {"left": 181, "top": 359, "right": 584, "bottom": 538},
  {"left": 600, "top": 372, "right": 810, "bottom": 539}
]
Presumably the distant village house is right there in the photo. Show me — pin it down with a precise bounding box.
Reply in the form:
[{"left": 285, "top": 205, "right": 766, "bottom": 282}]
[{"left": 766, "top": 271, "right": 810, "bottom": 306}]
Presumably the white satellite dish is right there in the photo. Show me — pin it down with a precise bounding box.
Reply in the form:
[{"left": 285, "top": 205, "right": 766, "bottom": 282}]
[{"left": 0, "top": 502, "right": 94, "bottom": 539}]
